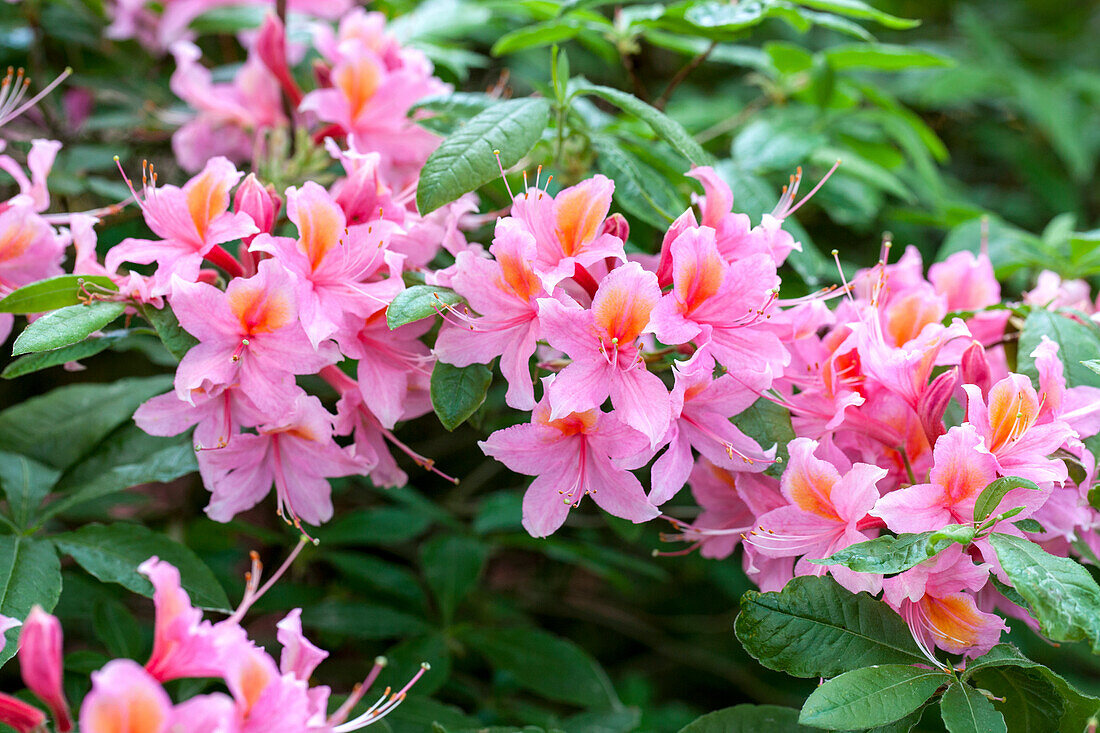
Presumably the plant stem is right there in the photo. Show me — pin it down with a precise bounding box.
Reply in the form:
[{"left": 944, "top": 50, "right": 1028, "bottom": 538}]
[{"left": 654, "top": 41, "right": 717, "bottom": 111}]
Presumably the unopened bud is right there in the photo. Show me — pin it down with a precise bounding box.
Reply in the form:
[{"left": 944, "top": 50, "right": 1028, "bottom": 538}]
[
  {"left": 19, "top": 606, "right": 71, "bottom": 732},
  {"left": 0, "top": 691, "right": 46, "bottom": 733},
  {"left": 600, "top": 213, "right": 629, "bottom": 243},
  {"left": 234, "top": 173, "right": 281, "bottom": 239}
]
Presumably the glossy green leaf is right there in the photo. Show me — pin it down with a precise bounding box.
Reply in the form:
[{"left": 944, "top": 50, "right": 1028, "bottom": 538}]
[
  {"left": 735, "top": 575, "right": 925, "bottom": 678},
  {"left": 678, "top": 704, "right": 813, "bottom": 732},
  {"left": 592, "top": 136, "right": 679, "bottom": 228},
  {"left": 732, "top": 397, "right": 796, "bottom": 477},
  {"left": 420, "top": 534, "right": 488, "bottom": 623},
  {"left": 461, "top": 626, "right": 618, "bottom": 708},
  {"left": 140, "top": 302, "right": 198, "bottom": 361},
  {"left": 811, "top": 528, "right": 968, "bottom": 574},
  {"left": 940, "top": 681, "right": 1007, "bottom": 733},
  {"left": 973, "top": 476, "right": 1039, "bottom": 523},
  {"left": 0, "top": 451, "right": 58, "bottom": 529},
  {"left": 387, "top": 285, "right": 464, "bottom": 329},
  {"left": 790, "top": 0, "right": 919, "bottom": 29},
  {"left": 492, "top": 20, "right": 580, "bottom": 56},
  {"left": 417, "top": 97, "right": 551, "bottom": 214},
  {"left": 1, "top": 331, "right": 128, "bottom": 379},
  {"left": 799, "top": 665, "right": 948, "bottom": 729},
  {"left": 0, "top": 536, "right": 61, "bottom": 666},
  {"left": 0, "top": 375, "right": 173, "bottom": 470},
  {"left": 54, "top": 522, "right": 230, "bottom": 611},
  {"left": 990, "top": 533, "right": 1100, "bottom": 651},
  {"left": 969, "top": 667, "right": 1064, "bottom": 733},
  {"left": 1018, "top": 309, "right": 1100, "bottom": 389},
  {"left": 11, "top": 301, "right": 127, "bottom": 356},
  {"left": 573, "top": 80, "right": 713, "bottom": 166},
  {"left": 431, "top": 362, "right": 492, "bottom": 431},
  {"left": 0, "top": 275, "right": 117, "bottom": 314}
]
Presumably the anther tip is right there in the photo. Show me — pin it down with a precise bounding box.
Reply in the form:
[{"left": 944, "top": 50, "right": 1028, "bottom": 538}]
[
  {"left": 420, "top": 662, "right": 431, "bottom": 671},
  {"left": 375, "top": 656, "right": 388, "bottom": 667}
]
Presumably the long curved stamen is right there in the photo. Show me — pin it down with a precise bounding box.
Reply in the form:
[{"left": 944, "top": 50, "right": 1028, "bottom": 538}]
[
  {"left": 0, "top": 67, "right": 71, "bottom": 127},
  {"left": 225, "top": 537, "right": 308, "bottom": 625},
  {"left": 785, "top": 159, "right": 841, "bottom": 217},
  {"left": 332, "top": 663, "right": 430, "bottom": 731}
]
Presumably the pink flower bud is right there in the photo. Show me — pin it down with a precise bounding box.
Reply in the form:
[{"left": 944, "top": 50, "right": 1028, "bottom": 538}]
[
  {"left": 234, "top": 173, "right": 281, "bottom": 237},
  {"left": 0, "top": 692, "right": 46, "bottom": 733},
  {"left": 600, "top": 212, "right": 629, "bottom": 243},
  {"left": 255, "top": 13, "right": 302, "bottom": 105},
  {"left": 917, "top": 367, "right": 958, "bottom": 445},
  {"left": 655, "top": 208, "right": 699, "bottom": 288},
  {"left": 18, "top": 606, "right": 71, "bottom": 732},
  {"left": 960, "top": 340, "right": 991, "bottom": 396}
]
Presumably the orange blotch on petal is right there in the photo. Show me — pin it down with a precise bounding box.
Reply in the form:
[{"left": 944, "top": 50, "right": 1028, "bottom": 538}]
[
  {"left": 554, "top": 183, "right": 609, "bottom": 257},
  {"left": 185, "top": 170, "right": 231, "bottom": 241},
  {"left": 496, "top": 249, "right": 541, "bottom": 303},
  {"left": 674, "top": 244, "right": 725, "bottom": 314},
  {"left": 920, "top": 593, "right": 988, "bottom": 653},
  {"left": 227, "top": 282, "right": 294, "bottom": 335},
  {"left": 335, "top": 54, "right": 382, "bottom": 122},
  {"left": 986, "top": 378, "right": 1038, "bottom": 453},
  {"left": 295, "top": 196, "right": 344, "bottom": 271},
  {"left": 786, "top": 465, "right": 840, "bottom": 521},
  {"left": 593, "top": 281, "right": 657, "bottom": 345},
  {"left": 884, "top": 291, "right": 945, "bottom": 347}
]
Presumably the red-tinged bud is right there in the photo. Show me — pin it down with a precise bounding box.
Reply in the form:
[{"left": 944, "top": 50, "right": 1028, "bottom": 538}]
[
  {"left": 18, "top": 607, "right": 70, "bottom": 732},
  {"left": 917, "top": 367, "right": 958, "bottom": 445},
  {"left": 256, "top": 13, "right": 303, "bottom": 106},
  {"left": 234, "top": 173, "right": 281, "bottom": 238},
  {"left": 0, "top": 691, "right": 46, "bottom": 733},
  {"left": 961, "top": 340, "right": 991, "bottom": 396},
  {"left": 313, "top": 59, "right": 332, "bottom": 89},
  {"left": 655, "top": 208, "right": 700, "bottom": 288},
  {"left": 600, "top": 213, "right": 629, "bottom": 244}
]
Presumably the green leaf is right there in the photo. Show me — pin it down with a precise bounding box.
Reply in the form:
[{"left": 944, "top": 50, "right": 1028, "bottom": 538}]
[
  {"left": 790, "top": 0, "right": 919, "bottom": 29},
  {"left": 1018, "top": 309, "right": 1100, "bottom": 390},
  {"left": 11, "top": 301, "right": 127, "bottom": 356},
  {"left": 0, "top": 451, "right": 58, "bottom": 529},
  {"left": 732, "top": 398, "right": 796, "bottom": 478},
  {"left": 1084, "top": 359, "right": 1100, "bottom": 376},
  {"left": 324, "top": 552, "right": 427, "bottom": 608},
  {"left": 386, "top": 285, "right": 464, "bottom": 330},
  {"left": 592, "top": 136, "right": 680, "bottom": 228},
  {"left": 491, "top": 20, "right": 580, "bottom": 56},
  {"left": 824, "top": 43, "right": 952, "bottom": 71},
  {"left": 40, "top": 426, "right": 197, "bottom": 523},
  {"left": 0, "top": 536, "right": 61, "bottom": 666},
  {"left": 461, "top": 626, "right": 618, "bottom": 708},
  {"left": 732, "top": 118, "right": 825, "bottom": 174},
  {"left": 973, "top": 477, "right": 1039, "bottom": 523},
  {"left": 940, "top": 681, "right": 1007, "bottom": 733},
  {"left": 54, "top": 523, "right": 230, "bottom": 612},
  {"left": 969, "top": 667, "right": 1063, "bottom": 733},
  {"left": 573, "top": 80, "right": 714, "bottom": 166},
  {"left": 798, "top": 665, "right": 948, "bottom": 729},
  {"left": 314, "top": 507, "right": 433, "bottom": 546},
  {"left": 811, "top": 529, "right": 967, "bottom": 575},
  {"left": 678, "top": 704, "right": 813, "bottom": 732},
  {"left": 430, "top": 362, "right": 492, "bottom": 431},
  {"left": 0, "top": 375, "right": 173, "bottom": 470},
  {"left": 92, "top": 598, "right": 143, "bottom": 660},
  {"left": 1, "top": 332, "right": 127, "bottom": 379},
  {"left": 734, "top": 575, "right": 925, "bottom": 678},
  {"left": 420, "top": 534, "right": 488, "bottom": 623},
  {"left": 304, "top": 600, "right": 429, "bottom": 639},
  {"left": 990, "top": 533, "right": 1100, "bottom": 651},
  {"left": 0, "top": 274, "right": 117, "bottom": 314},
  {"left": 473, "top": 491, "right": 523, "bottom": 534},
  {"left": 417, "top": 97, "right": 551, "bottom": 215},
  {"left": 140, "top": 303, "right": 199, "bottom": 361}
]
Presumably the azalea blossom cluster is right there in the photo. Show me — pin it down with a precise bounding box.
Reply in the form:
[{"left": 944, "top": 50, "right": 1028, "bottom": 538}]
[{"left": 0, "top": 549, "right": 425, "bottom": 732}]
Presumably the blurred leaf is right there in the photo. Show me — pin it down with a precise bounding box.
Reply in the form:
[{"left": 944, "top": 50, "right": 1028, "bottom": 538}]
[
  {"left": 0, "top": 536, "right": 61, "bottom": 666},
  {"left": 492, "top": 20, "right": 580, "bottom": 56},
  {"left": 799, "top": 665, "right": 948, "bottom": 729},
  {"left": 461, "top": 626, "right": 620, "bottom": 708},
  {"left": 732, "top": 118, "right": 825, "bottom": 174},
  {"left": 431, "top": 362, "right": 492, "bottom": 431},
  {"left": 791, "top": 0, "right": 919, "bottom": 29},
  {"left": 54, "top": 522, "right": 230, "bottom": 612},
  {"left": 764, "top": 42, "right": 814, "bottom": 74},
  {"left": 324, "top": 551, "right": 427, "bottom": 608},
  {"left": 0, "top": 275, "right": 117, "bottom": 314},
  {"left": 387, "top": 285, "right": 464, "bottom": 329},
  {"left": 417, "top": 98, "right": 551, "bottom": 215},
  {"left": 679, "top": 704, "right": 813, "bottom": 732},
  {"left": 0, "top": 451, "right": 58, "bottom": 529},
  {"left": 573, "top": 80, "right": 714, "bottom": 166},
  {"left": 420, "top": 534, "right": 488, "bottom": 623},
  {"left": 473, "top": 491, "right": 523, "bottom": 534},
  {"left": 735, "top": 575, "right": 925, "bottom": 678},
  {"left": 939, "top": 681, "right": 1007, "bottom": 733},
  {"left": 11, "top": 301, "right": 127, "bottom": 356},
  {"left": 377, "top": 633, "right": 452, "bottom": 697},
  {"left": 0, "top": 376, "right": 173, "bottom": 470},
  {"left": 92, "top": 598, "right": 143, "bottom": 660},
  {"left": 304, "top": 600, "right": 430, "bottom": 639},
  {"left": 824, "top": 43, "right": 953, "bottom": 71},
  {"left": 592, "top": 136, "right": 680, "bottom": 228},
  {"left": 314, "top": 507, "right": 433, "bottom": 546},
  {"left": 1, "top": 331, "right": 130, "bottom": 379},
  {"left": 990, "top": 533, "right": 1100, "bottom": 652}
]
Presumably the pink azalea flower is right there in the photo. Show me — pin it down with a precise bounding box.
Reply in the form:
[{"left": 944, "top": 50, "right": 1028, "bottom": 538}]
[
  {"left": 871, "top": 424, "right": 1002, "bottom": 533},
  {"left": 962, "top": 372, "right": 1074, "bottom": 485},
  {"left": 18, "top": 606, "right": 71, "bottom": 732},
  {"left": 479, "top": 385, "right": 660, "bottom": 537},
  {"left": 197, "top": 393, "right": 364, "bottom": 527},
  {"left": 538, "top": 262, "right": 671, "bottom": 447},
  {"left": 140, "top": 557, "right": 236, "bottom": 682},
  {"left": 434, "top": 217, "right": 547, "bottom": 410},
  {"left": 883, "top": 545, "right": 1004, "bottom": 659},
  {"left": 134, "top": 383, "right": 264, "bottom": 450},
  {"left": 649, "top": 365, "right": 773, "bottom": 506},
  {"left": 0, "top": 138, "right": 61, "bottom": 212},
  {"left": 222, "top": 642, "right": 313, "bottom": 733},
  {"left": 509, "top": 174, "right": 627, "bottom": 290},
  {"left": 928, "top": 249, "right": 1008, "bottom": 345},
  {"left": 169, "top": 259, "right": 337, "bottom": 416},
  {"left": 0, "top": 692, "right": 45, "bottom": 733},
  {"left": 1031, "top": 336, "right": 1100, "bottom": 440},
  {"left": 648, "top": 226, "right": 787, "bottom": 384},
  {"left": 79, "top": 659, "right": 175, "bottom": 733},
  {"left": 0, "top": 201, "right": 65, "bottom": 342},
  {"left": 746, "top": 437, "right": 886, "bottom": 595},
  {"left": 106, "top": 156, "right": 258, "bottom": 291},
  {"left": 250, "top": 181, "right": 403, "bottom": 348},
  {"left": 277, "top": 608, "right": 328, "bottom": 682}
]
